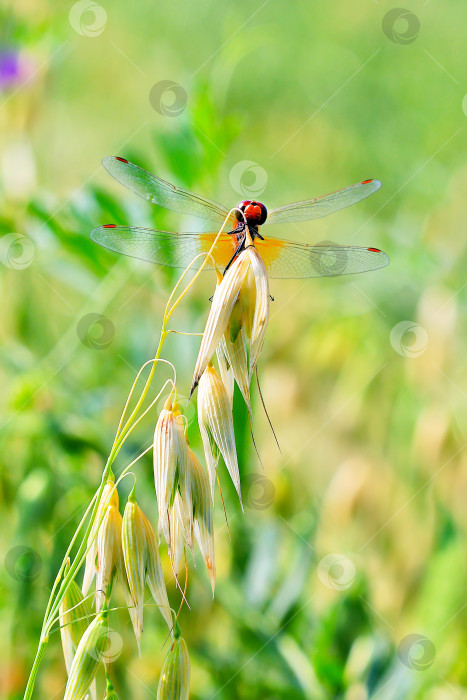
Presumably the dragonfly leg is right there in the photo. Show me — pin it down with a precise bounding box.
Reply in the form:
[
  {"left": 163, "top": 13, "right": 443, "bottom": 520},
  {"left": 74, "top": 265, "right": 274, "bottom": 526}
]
[
  {"left": 223, "top": 236, "right": 246, "bottom": 275},
  {"left": 226, "top": 222, "right": 245, "bottom": 236}
]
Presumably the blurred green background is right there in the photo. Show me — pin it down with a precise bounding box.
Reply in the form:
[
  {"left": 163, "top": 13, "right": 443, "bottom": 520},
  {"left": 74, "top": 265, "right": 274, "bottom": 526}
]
[{"left": 1, "top": 0, "right": 466, "bottom": 698}]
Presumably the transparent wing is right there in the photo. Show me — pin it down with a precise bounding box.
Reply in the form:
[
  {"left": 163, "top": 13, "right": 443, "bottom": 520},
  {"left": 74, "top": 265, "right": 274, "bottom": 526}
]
[
  {"left": 91, "top": 225, "right": 389, "bottom": 280},
  {"left": 102, "top": 157, "right": 235, "bottom": 225},
  {"left": 255, "top": 237, "right": 389, "bottom": 279},
  {"left": 90, "top": 225, "right": 235, "bottom": 270},
  {"left": 265, "top": 179, "right": 381, "bottom": 225}
]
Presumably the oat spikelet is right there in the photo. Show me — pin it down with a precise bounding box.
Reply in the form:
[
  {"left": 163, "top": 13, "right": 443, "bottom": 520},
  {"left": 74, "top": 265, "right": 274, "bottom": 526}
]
[
  {"left": 144, "top": 511, "right": 173, "bottom": 627},
  {"left": 63, "top": 610, "right": 109, "bottom": 700},
  {"left": 189, "top": 447, "right": 215, "bottom": 593},
  {"left": 157, "top": 624, "right": 190, "bottom": 700},
  {"left": 216, "top": 336, "right": 235, "bottom": 406},
  {"left": 153, "top": 395, "right": 189, "bottom": 547},
  {"left": 190, "top": 252, "right": 252, "bottom": 394},
  {"left": 95, "top": 502, "right": 123, "bottom": 612},
  {"left": 247, "top": 246, "right": 270, "bottom": 380},
  {"left": 168, "top": 492, "right": 186, "bottom": 576},
  {"left": 198, "top": 363, "right": 242, "bottom": 507},
  {"left": 224, "top": 326, "right": 251, "bottom": 413},
  {"left": 82, "top": 474, "right": 118, "bottom": 596},
  {"left": 103, "top": 678, "right": 119, "bottom": 700},
  {"left": 122, "top": 489, "right": 172, "bottom": 650},
  {"left": 191, "top": 245, "right": 269, "bottom": 412}
]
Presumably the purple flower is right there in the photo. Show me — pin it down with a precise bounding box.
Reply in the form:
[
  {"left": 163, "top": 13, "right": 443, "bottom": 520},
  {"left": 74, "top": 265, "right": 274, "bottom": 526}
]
[{"left": 0, "top": 49, "right": 29, "bottom": 90}]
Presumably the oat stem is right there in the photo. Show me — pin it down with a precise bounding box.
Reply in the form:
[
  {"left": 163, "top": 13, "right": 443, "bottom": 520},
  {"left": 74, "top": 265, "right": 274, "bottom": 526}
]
[{"left": 23, "top": 210, "right": 237, "bottom": 700}]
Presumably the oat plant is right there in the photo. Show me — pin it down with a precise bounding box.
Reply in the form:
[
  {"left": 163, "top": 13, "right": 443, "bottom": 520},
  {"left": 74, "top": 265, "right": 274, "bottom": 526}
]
[{"left": 23, "top": 205, "right": 269, "bottom": 700}]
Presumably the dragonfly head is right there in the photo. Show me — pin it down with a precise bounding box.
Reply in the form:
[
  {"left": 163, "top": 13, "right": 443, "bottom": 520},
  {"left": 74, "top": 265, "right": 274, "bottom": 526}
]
[{"left": 235, "top": 200, "right": 267, "bottom": 226}]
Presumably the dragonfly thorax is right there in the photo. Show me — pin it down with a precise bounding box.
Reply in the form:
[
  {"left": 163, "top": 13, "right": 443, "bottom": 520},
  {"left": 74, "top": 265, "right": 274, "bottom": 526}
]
[{"left": 235, "top": 200, "right": 268, "bottom": 225}]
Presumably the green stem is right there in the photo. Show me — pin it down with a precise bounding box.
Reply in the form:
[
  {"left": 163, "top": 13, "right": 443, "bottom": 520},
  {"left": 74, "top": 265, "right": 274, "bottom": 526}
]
[
  {"left": 45, "top": 470, "right": 111, "bottom": 631},
  {"left": 40, "top": 484, "right": 100, "bottom": 635},
  {"left": 109, "top": 327, "right": 167, "bottom": 463},
  {"left": 23, "top": 639, "right": 47, "bottom": 700}
]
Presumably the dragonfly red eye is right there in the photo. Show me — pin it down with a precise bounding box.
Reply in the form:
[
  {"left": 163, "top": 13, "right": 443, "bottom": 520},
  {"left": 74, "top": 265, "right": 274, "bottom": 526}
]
[
  {"left": 103, "top": 224, "right": 117, "bottom": 228},
  {"left": 367, "top": 247, "right": 380, "bottom": 252},
  {"left": 116, "top": 157, "right": 129, "bottom": 163},
  {"left": 235, "top": 200, "right": 251, "bottom": 221},
  {"left": 236, "top": 200, "right": 267, "bottom": 224}
]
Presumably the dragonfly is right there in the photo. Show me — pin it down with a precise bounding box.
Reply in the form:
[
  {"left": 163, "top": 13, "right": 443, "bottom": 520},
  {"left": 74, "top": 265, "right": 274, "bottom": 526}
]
[{"left": 91, "top": 157, "right": 389, "bottom": 279}]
